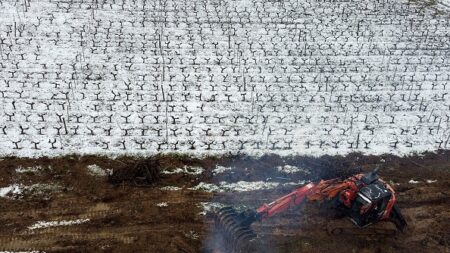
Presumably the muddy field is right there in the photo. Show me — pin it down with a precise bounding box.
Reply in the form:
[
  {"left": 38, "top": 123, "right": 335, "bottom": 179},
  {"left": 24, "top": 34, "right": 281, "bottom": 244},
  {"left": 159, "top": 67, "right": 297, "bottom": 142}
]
[{"left": 0, "top": 151, "right": 449, "bottom": 253}]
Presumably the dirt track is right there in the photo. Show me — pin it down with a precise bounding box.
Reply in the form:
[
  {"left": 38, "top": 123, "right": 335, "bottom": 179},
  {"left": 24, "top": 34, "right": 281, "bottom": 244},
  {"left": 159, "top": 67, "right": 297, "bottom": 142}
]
[{"left": 0, "top": 151, "right": 449, "bottom": 253}]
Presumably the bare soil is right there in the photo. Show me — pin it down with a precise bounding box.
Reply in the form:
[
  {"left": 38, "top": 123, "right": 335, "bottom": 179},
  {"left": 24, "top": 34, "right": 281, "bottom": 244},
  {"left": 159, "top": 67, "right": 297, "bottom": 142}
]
[{"left": 0, "top": 151, "right": 448, "bottom": 253}]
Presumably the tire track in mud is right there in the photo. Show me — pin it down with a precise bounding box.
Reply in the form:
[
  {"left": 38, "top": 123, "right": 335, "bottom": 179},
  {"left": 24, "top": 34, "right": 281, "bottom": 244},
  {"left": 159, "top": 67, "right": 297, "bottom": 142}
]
[
  {"left": 0, "top": 190, "right": 212, "bottom": 221},
  {"left": 0, "top": 209, "right": 122, "bottom": 223},
  {"left": 0, "top": 223, "right": 205, "bottom": 247},
  {"left": 0, "top": 188, "right": 211, "bottom": 252},
  {"left": 0, "top": 209, "right": 207, "bottom": 252},
  {"left": 1, "top": 222, "right": 206, "bottom": 252}
]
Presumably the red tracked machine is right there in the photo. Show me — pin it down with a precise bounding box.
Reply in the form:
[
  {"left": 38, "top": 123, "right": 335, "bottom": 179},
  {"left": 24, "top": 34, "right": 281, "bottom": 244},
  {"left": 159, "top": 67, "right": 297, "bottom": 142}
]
[{"left": 212, "top": 167, "right": 407, "bottom": 252}]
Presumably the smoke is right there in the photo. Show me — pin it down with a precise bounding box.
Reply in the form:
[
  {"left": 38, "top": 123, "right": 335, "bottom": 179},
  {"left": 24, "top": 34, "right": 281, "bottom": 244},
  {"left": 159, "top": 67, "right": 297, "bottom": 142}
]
[{"left": 200, "top": 154, "right": 358, "bottom": 252}]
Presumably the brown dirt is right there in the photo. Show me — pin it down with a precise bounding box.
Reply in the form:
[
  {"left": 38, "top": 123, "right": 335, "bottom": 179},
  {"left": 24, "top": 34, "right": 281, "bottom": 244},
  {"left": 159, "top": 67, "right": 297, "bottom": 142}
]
[{"left": 0, "top": 151, "right": 448, "bottom": 253}]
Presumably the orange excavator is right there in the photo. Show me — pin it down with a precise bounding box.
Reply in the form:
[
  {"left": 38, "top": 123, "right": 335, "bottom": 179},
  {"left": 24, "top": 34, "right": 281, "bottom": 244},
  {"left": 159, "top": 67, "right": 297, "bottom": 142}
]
[{"left": 212, "top": 167, "right": 407, "bottom": 253}]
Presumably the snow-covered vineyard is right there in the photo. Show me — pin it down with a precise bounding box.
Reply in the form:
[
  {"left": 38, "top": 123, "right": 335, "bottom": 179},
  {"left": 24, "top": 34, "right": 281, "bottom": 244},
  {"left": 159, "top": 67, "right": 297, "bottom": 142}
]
[{"left": 0, "top": 0, "right": 449, "bottom": 157}]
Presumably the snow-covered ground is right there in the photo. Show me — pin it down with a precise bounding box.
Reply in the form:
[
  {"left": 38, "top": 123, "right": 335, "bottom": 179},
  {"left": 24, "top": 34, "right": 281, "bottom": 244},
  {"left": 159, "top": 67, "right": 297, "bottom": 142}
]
[
  {"left": 441, "top": 0, "right": 450, "bottom": 7},
  {"left": 0, "top": 0, "right": 449, "bottom": 158}
]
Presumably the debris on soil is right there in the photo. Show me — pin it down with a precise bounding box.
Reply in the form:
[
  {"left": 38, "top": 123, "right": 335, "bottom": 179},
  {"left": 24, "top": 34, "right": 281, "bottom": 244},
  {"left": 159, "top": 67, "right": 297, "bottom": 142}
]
[
  {"left": 185, "top": 230, "right": 200, "bottom": 240},
  {"left": 108, "top": 158, "right": 161, "bottom": 186}
]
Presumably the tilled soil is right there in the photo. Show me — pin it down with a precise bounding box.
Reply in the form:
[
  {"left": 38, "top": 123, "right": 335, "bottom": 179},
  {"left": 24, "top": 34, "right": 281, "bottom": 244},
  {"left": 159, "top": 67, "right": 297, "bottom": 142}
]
[{"left": 0, "top": 151, "right": 448, "bottom": 253}]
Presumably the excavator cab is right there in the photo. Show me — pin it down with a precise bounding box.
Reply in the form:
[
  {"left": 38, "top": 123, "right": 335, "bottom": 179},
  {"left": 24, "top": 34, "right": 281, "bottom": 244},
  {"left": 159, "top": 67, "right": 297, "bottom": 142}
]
[{"left": 349, "top": 182, "right": 392, "bottom": 228}]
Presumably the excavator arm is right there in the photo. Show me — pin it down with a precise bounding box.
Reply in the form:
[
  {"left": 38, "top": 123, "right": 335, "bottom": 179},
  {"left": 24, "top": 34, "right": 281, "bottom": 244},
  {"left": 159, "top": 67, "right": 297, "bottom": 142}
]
[
  {"left": 211, "top": 183, "right": 319, "bottom": 253},
  {"left": 256, "top": 177, "right": 359, "bottom": 220},
  {"left": 256, "top": 183, "right": 317, "bottom": 220},
  {"left": 212, "top": 179, "right": 354, "bottom": 253}
]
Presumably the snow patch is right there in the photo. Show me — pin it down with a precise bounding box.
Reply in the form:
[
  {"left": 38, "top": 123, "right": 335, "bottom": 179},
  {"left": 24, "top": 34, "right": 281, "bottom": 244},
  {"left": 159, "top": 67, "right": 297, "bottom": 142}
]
[
  {"left": 213, "top": 165, "right": 233, "bottom": 174},
  {"left": 426, "top": 179, "right": 437, "bottom": 183},
  {"left": 0, "top": 183, "right": 64, "bottom": 199},
  {"left": 192, "top": 179, "right": 310, "bottom": 193},
  {"left": 156, "top": 202, "right": 168, "bottom": 207},
  {"left": 440, "top": 0, "right": 450, "bottom": 7},
  {"left": 190, "top": 182, "right": 221, "bottom": 192},
  {"left": 160, "top": 186, "right": 182, "bottom": 191},
  {"left": 28, "top": 219, "right": 90, "bottom": 230},
  {"left": 16, "top": 165, "right": 47, "bottom": 174},
  {"left": 283, "top": 180, "right": 308, "bottom": 186},
  {"left": 191, "top": 181, "right": 280, "bottom": 192},
  {"left": 224, "top": 181, "right": 280, "bottom": 192},
  {"left": 87, "top": 164, "right": 112, "bottom": 177},
  {"left": 277, "top": 165, "right": 310, "bottom": 174},
  {"left": 198, "top": 202, "right": 227, "bottom": 215},
  {"left": 0, "top": 184, "right": 23, "bottom": 198},
  {"left": 25, "top": 183, "right": 64, "bottom": 197},
  {"left": 408, "top": 179, "right": 420, "bottom": 184},
  {"left": 162, "top": 166, "right": 204, "bottom": 175}
]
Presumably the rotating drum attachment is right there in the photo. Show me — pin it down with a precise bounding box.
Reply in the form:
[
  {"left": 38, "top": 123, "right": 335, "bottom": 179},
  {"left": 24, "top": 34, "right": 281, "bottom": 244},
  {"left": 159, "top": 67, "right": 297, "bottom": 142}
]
[{"left": 213, "top": 207, "right": 258, "bottom": 253}]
